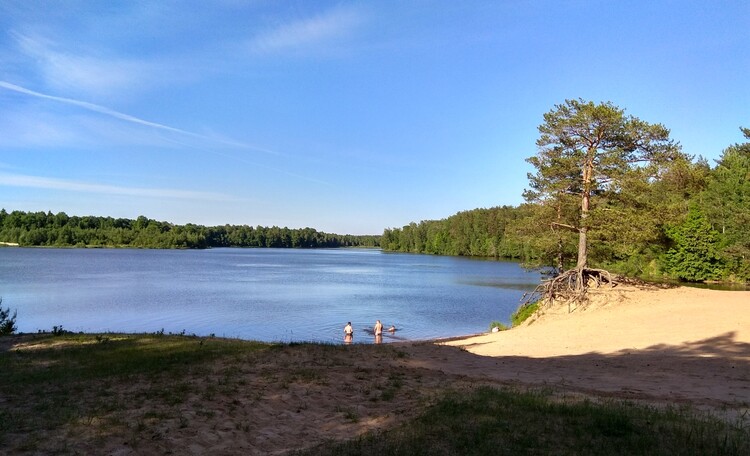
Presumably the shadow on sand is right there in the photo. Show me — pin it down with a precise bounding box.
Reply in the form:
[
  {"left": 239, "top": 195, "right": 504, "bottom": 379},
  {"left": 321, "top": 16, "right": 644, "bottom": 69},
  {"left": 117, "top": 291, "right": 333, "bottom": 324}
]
[{"left": 399, "top": 331, "right": 750, "bottom": 410}]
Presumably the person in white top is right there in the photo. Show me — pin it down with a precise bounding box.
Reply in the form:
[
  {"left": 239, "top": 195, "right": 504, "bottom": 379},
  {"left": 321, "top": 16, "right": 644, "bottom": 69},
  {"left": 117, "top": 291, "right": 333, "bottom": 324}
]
[{"left": 344, "top": 321, "right": 353, "bottom": 344}]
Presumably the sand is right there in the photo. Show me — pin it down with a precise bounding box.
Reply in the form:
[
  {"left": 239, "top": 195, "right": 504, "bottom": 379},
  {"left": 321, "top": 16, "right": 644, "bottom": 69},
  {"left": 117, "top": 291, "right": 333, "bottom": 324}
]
[
  {"left": 439, "top": 284, "right": 750, "bottom": 409},
  {"left": 3, "top": 284, "right": 748, "bottom": 454}
]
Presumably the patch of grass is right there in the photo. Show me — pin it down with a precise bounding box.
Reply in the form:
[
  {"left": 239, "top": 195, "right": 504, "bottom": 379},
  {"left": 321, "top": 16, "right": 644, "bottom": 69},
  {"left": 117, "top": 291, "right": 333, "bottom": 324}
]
[
  {"left": 488, "top": 321, "right": 509, "bottom": 331},
  {"left": 297, "top": 386, "right": 750, "bottom": 456},
  {"left": 334, "top": 405, "right": 359, "bottom": 423},
  {"left": 4, "top": 333, "right": 265, "bottom": 382},
  {"left": 0, "top": 333, "right": 271, "bottom": 446},
  {"left": 288, "top": 367, "right": 327, "bottom": 385},
  {"left": 380, "top": 372, "right": 405, "bottom": 402},
  {"left": 511, "top": 300, "right": 539, "bottom": 326}
]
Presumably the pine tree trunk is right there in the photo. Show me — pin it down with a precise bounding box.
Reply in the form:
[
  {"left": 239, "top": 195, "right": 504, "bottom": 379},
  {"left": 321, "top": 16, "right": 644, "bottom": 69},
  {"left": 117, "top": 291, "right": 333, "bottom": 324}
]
[
  {"left": 577, "top": 225, "right": 588, "bottom": 270},
  {"left": 556, "top": 192, "right": 564, "bottom": 271},
  {"left": 577, "top": 155, "right": 593, "bottom": 270}
]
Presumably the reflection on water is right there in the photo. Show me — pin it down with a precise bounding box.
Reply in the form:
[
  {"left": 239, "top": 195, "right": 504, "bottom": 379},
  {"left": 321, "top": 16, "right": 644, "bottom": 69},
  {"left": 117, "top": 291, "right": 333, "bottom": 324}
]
[
  {"left": 0, "top": 248, "right": 541, "bottom": 343},
  {"left": 457, "top": 279, "right": 540, "bottom": 291}
]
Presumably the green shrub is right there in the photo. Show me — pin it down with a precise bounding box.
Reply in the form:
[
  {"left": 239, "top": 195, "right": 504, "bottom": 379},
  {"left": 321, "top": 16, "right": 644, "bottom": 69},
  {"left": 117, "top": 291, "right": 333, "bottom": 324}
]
[
  {"left": 511, "top": 301, "right": 539, "bottom": 327},
  {"left": 489, "top": 321, "right": 509, "bottom": 332},
  {"left": 0, "top": 298, "right": 17, "bottom": 335}
]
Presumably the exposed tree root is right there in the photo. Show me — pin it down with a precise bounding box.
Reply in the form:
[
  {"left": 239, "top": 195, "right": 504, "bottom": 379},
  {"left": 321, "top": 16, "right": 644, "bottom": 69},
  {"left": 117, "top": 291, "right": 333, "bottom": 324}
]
[{"left": 521, "top": 267, "right": 615, "bottom": 313}]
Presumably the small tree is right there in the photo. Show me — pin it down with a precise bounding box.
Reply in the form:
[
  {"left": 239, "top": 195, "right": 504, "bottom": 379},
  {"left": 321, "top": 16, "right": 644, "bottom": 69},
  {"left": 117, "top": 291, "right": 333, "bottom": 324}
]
[
  {"left": 0, "top": 298, "right": 17, "bottom": 335},
  {"left": 665, "top": 207, "right": 724, "bottom": 282}
]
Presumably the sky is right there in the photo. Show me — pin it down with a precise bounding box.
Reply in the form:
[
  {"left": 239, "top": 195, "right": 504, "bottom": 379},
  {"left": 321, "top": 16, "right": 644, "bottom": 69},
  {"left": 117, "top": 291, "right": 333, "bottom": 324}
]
[{"left": 0, "top": 1, "right": 748, "bottom": 235}]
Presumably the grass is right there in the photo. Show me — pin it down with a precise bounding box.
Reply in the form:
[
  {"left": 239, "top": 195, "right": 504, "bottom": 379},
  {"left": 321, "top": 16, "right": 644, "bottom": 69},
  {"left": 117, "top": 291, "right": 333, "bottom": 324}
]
[
  {"left": 488, "top": 320, "right": 509, "bottom": 331},
  {"left": 297, "top": 387, "right": 750, "bottom": 456},
  {"left": 511, "top": 300, "right": 540, "bottom": 326},
  {"left": 0, "top": 332, "right": 269, "bottom": 450},
  {"left": 2, "top": 333, "right": 748, "bottom": 455}
]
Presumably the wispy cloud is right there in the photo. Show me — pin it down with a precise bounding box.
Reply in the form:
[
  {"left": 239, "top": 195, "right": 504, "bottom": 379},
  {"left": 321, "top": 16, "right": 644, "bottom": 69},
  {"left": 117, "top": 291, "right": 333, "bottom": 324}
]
[
  {"left": 11, "top": 31, "right": 157, "bottom": 98},
  {"left": 0, "top": 80, "right": 277, "bottom": 154},
  {"left": 247, "top": 6, "right": 365, "bottom": 55},
  {"left": 0, "top": 172, "right": 232, "bottom": 201}
]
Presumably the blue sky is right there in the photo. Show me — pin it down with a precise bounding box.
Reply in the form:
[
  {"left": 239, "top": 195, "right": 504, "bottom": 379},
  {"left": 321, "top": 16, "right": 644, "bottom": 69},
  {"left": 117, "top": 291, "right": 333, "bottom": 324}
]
[{"left": 0, "top": 1, "right": 748, "bottom": 235}]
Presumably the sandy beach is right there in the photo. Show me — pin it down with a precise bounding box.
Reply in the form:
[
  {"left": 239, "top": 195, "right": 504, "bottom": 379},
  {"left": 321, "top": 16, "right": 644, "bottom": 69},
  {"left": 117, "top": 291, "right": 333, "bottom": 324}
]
[
  {"left": 2, "top": 284, "right": 748, "bottom": 455},
  {"left": 437, "top": 284, "right": 750, "bottom": 409}
]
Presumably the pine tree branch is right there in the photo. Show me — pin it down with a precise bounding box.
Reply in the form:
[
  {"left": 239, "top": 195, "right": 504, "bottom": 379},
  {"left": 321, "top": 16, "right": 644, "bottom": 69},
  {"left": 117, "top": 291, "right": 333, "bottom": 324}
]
[{"left": 550, "top": 222, "right": 580, "bottom": 232}]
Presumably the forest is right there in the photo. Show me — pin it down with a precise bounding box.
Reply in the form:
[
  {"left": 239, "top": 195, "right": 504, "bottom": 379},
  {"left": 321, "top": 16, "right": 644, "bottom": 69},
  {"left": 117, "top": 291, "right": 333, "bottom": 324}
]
[
  {"left": 0, "top": 211, "right": 379, "bottom": 250},
  {"left": 384, "top": 101, "right": 749, "bottom": 284}
]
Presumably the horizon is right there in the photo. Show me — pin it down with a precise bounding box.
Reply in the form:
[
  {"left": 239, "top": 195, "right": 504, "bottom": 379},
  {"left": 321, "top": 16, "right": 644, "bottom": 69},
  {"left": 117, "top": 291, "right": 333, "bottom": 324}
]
[
  {"left": 0, "top": 206, "right": 388, "bottom": 236},
  {"left": 1, "top": 1, "right": 748, "bottom": 235}
]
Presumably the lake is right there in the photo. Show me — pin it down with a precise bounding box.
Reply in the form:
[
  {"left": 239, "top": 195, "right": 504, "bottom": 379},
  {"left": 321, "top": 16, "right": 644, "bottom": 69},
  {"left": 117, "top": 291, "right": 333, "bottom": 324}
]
[{"left": 0, "top": 247, "right": 541, "bottom": 343}]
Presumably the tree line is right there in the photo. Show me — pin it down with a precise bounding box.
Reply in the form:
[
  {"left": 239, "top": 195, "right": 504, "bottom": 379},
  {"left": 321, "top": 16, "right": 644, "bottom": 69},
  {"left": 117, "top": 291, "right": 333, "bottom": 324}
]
[
  {"left": 0, "top": 211, "right": 380, "bottom": 249},
  {"left": 384, "top": 100, "right": 749, "bottom": 284},
  {"left": 2, "top": 101, "right": 747, "bottom": 283},
  {"left": 381, "top": 206, "right": 528, "bottom": 258}
]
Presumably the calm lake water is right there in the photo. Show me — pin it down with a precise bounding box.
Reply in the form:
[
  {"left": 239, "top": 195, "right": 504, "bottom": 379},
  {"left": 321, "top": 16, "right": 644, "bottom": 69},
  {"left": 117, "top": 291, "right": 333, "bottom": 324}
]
[{"left": 0, "top": 248, "right": 541, "bottom": 343}]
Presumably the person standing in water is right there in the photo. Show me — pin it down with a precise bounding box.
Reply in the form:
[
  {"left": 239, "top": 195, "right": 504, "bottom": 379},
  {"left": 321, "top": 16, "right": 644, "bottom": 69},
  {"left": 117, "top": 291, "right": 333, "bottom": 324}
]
[
  {"left": 344, "top": 322, "right": 353, "bottom": 344},
  {"left": 374, "top": 319, "right": 383, "bottom": 344}
]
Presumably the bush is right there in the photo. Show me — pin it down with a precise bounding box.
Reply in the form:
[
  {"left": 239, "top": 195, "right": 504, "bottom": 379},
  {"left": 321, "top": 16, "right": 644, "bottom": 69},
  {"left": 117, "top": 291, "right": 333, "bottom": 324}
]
[
  {"left": 489, "top": 321, "right": 509, "bottom": 332},
  {"left": 511, "top": 301, "right": 539, "bottom": 327},
  {"left": 51, "top": 325, "right": 70, "bottom": 336},
  {"left": 0, "top": 298, "right": 17, "bottom": 335}
]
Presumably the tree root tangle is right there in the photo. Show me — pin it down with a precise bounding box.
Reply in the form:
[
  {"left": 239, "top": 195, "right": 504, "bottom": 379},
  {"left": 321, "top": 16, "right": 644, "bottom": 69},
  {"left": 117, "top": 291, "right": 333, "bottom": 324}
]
[{"left": 521, "top": 267, "right": 615, "bottom": 313}]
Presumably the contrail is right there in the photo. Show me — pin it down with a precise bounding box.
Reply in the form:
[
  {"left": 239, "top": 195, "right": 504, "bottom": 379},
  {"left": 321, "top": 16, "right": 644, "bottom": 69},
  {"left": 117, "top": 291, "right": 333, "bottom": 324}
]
[
  {"left": 0, "top": 80, "right": 278, "bottom": 154},
  {"left": 0, "top": 172, "right": 234, "bottom": 201}
]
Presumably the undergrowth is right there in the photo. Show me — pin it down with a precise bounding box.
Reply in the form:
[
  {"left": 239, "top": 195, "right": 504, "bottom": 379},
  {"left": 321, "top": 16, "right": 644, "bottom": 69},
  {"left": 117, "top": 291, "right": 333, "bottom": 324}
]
[
  {"left": 298, "top": 386, "right": 750, "bottom": 456},
  {"left": 511, "top": 300, "right": 539, "bottom": 326}
]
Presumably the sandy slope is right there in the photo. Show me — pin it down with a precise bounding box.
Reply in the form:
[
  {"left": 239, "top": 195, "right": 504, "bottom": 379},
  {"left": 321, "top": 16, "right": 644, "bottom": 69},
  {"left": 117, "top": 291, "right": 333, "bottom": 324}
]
[
  {"left": 445, "top": 286, "right": 750, "bottom": 357},
  {"left": 434, "top": 285, "right": 750, "bottom": 410}
]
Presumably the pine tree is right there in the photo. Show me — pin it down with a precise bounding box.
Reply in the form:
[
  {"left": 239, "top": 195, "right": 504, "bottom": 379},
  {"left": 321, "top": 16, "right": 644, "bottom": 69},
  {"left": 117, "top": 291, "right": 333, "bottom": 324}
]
[{"left": 525, "top": 99, "right": 683, "bottom": 293}]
